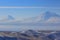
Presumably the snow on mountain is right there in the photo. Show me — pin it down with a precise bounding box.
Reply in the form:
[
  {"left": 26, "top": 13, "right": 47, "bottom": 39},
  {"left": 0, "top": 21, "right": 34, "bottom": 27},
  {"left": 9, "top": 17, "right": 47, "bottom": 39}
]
[
  {"left": 20, "top": 11, "right": 60, "bottom": 24},
  {"left": 37, "top": 11, "right": 60, "bottom": 23},
  {"left": 46, "top": 17, "right": 60, "bottom": 23},
  {"left": 43, "top": 12, "right": 60, "bottom": 23}
]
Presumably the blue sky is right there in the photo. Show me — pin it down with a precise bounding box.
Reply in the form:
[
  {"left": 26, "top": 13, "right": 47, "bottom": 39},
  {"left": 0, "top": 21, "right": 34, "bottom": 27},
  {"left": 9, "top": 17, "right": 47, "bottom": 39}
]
[
  {"left": 0, "top": 0, "right": 60, "bottom": 19},
  {"left": 0, "top": 0, "right": 60, "bottom": 7}
]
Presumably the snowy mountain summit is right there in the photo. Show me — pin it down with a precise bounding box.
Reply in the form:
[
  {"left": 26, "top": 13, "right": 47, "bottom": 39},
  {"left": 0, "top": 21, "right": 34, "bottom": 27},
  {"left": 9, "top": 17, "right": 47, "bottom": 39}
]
[{"left": 21, "top": 11, "right": 60, "bottom": 23}]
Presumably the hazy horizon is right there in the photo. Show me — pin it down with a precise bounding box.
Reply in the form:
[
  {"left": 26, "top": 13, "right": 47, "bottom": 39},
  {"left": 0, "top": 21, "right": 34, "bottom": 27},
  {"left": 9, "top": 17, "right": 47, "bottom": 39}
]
[{"left": 0, "top": 0, "right": 60, "bottom": 31}]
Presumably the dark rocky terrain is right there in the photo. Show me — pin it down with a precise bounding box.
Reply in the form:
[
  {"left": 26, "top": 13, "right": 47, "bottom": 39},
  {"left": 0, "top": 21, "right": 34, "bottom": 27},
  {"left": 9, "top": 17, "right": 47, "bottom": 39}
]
[{"left": 0, "top": 30, "right": 60, "bottom": 40}]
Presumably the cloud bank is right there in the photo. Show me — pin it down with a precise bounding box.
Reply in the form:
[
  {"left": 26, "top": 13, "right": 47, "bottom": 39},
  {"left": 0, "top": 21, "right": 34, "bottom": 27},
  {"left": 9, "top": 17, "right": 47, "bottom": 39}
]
[{"left": 0, "top": 11, "right": 60, "bottom": 31}]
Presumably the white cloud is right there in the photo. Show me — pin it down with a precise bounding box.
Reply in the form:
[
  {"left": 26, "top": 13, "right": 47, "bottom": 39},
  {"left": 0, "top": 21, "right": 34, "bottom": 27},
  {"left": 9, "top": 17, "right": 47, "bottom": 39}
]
[
  {"left": 0, "top": 6, "right": 60, "bottom": 9},
  {"left": 46, "top": 17, "right": 60, "bottom": 23}
]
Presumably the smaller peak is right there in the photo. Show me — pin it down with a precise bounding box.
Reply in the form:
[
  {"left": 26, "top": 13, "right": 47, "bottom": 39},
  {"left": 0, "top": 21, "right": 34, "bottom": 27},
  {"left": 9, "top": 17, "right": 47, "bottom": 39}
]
[{"left": 8, "top": 15, "right": 15, "bottom": 20}]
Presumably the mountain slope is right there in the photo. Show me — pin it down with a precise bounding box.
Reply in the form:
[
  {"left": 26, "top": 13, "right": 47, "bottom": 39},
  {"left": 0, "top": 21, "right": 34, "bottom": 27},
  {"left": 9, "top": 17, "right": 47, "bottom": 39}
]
[
  {"left": 21, "top": 11, "right": 60, "bottom": 23},
  {"left": 0, "top": 15, "right": 15, "bottom": 23},
  {"left": 7, "top": 15, "right": 15, "bottom": 20}
]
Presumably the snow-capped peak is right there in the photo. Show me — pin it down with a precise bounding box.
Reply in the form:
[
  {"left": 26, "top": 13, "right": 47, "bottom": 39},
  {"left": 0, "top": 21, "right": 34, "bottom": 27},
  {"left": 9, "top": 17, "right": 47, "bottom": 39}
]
[{"left": 21, "top": 11, "right": 60, "bottom": 23}]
